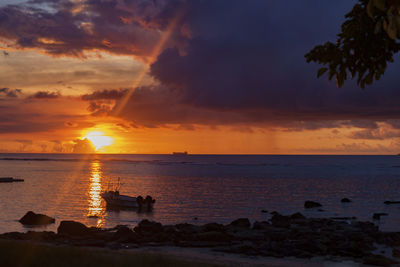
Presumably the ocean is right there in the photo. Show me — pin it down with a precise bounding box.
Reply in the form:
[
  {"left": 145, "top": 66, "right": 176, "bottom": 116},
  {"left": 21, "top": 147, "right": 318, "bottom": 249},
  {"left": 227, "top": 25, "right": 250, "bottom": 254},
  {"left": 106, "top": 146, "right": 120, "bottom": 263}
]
[{"left": 0, "top": 153, "right": 399, "bottom": 233}]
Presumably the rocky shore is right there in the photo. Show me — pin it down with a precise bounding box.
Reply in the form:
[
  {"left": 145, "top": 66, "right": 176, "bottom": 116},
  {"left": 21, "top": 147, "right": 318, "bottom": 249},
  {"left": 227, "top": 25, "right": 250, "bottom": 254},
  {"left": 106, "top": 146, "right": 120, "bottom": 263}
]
[{"left": 2, "top": 211, "right": 400, "bottom": 266}]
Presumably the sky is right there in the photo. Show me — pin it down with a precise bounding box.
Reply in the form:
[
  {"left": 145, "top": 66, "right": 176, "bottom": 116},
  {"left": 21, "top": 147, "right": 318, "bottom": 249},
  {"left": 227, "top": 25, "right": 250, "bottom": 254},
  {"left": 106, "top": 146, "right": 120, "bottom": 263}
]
[{"left": 0, "top": 0, "right": 400, "bottom": 154}]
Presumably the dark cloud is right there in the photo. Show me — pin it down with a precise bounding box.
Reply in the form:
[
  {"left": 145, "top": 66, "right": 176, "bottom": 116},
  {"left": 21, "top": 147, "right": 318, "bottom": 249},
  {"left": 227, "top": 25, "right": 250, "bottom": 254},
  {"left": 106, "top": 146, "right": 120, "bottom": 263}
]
[
  {"left": 81, "top": 89, "right": 128, "bottom": 101},
  {"left": 28, "top": 91, "right": 60, "bottom": 99},
  {"left": 86, "top": 101, "right": 113, "bottom": 116},
  {"left": 4, "top": 0, "right": 400, "bottom": 132},
  {"left": 64, "top": 121, "right": 77, "bottom": 127},
  {"left": 349, "top": 128, "right": 400, "bottom": 140},
  {"left": 0, "top": 88, "right": 22, "bottom": 98},
  {"left": 0, "top": 97, "right": 95, "bottom": 134},
  {"left": 0, "top": 0, "right": 181, "bottom": 58},
  {"left": 116, "top": 0, "right": 400, "bottom": 129}
]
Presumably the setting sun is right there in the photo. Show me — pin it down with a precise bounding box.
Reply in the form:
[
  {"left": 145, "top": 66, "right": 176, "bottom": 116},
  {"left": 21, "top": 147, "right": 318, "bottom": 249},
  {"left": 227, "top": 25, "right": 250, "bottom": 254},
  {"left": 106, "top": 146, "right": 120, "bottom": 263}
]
[{"left": 84, "top": 131, "right": 114, "bottom": 151}]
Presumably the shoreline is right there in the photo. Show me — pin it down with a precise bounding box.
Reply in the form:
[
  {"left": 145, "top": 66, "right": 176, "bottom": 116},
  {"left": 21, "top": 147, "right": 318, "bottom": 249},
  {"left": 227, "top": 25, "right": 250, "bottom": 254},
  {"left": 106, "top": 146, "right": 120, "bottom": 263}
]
[
  {"left": 1, "top": 212, "right": 400, "bottom": 266},
  {"left": 0, "top": 239, "right": 366, "bottom": 267}
]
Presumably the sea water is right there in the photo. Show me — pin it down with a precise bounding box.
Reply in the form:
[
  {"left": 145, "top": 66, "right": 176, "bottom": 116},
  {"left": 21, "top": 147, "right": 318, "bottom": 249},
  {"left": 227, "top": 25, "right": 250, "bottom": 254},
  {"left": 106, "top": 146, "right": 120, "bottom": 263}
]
[{"left": 0, "top": 154, "right": 399, "bottom": 233}]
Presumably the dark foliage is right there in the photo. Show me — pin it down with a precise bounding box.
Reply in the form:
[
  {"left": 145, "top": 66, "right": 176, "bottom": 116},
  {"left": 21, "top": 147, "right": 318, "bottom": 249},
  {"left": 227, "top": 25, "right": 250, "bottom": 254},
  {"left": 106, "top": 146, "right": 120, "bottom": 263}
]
[{"left": 305, "top": 0, "right": 400, "bottom": 88}]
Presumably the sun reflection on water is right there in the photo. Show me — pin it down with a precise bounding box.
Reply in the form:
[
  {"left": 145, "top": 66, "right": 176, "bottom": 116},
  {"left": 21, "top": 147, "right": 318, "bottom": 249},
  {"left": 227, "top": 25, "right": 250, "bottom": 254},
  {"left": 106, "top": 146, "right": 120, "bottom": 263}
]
[{"left": 88, "top": 160, "right": 106, "bottom": 227}]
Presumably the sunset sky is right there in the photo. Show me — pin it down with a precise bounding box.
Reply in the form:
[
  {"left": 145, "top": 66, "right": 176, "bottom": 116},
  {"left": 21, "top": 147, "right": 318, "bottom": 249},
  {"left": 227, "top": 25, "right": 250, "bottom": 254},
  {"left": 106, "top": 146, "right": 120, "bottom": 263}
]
[{"left": 1, "top": 0, "right": 400, "bottom": 154}]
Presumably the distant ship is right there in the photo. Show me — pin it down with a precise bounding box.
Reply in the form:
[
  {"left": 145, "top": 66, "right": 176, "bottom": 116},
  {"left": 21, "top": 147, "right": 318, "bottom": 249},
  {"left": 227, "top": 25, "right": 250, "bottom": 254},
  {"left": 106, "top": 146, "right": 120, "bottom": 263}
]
[{"left": 172, "top": 151, "right": 188, "bottom": 155}]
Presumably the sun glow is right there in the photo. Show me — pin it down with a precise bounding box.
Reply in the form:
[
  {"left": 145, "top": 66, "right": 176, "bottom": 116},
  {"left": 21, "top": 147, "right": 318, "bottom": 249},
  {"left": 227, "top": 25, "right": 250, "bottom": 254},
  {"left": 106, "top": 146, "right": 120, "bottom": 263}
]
[{"left": 84, "top": 131, "right": 114, "bottom": 151}]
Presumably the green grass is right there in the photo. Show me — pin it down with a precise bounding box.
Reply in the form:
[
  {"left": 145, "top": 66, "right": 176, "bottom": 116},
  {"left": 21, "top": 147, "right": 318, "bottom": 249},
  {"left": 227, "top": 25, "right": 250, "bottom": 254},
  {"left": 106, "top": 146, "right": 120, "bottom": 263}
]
[{"left": 0, "top": 240, "right": 221, "bottom": 267}]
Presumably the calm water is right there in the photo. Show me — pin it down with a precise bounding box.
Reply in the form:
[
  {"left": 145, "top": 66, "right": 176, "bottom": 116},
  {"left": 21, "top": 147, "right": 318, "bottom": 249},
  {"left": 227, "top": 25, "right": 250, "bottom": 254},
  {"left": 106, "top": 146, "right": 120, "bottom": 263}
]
[{"left": 0, "top": 154, "right": 400, "bottom": 233}]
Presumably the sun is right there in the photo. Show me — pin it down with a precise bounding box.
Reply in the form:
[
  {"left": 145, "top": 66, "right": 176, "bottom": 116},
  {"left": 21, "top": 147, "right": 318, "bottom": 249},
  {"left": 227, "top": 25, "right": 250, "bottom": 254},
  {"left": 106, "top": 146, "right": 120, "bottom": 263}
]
[{"left": 84, "top": 131, "right": 114, "bottom": 151}]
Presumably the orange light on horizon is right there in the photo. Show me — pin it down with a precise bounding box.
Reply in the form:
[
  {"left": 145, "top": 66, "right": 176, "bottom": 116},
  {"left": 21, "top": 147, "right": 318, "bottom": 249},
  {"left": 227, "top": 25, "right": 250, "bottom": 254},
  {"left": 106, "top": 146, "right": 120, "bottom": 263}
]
[{"left": 84, "top": 131, "right": 114, "bottom": 151}]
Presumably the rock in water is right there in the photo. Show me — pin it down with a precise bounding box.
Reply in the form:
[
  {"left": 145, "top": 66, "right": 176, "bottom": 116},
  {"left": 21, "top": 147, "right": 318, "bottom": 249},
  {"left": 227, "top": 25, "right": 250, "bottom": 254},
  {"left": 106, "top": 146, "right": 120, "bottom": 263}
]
[
  {"left": 57, "top": 220, "right": 90, "bottom": 236},
  {"left": 290, "top": 212, "right": 306, "bottom": 220},
  {"left": 134, "top": 219, "right": 163, "bottom": 233},
  {"left": 270, "top": 214, "right": 290, "bottom": 228},
  {"left": 373, "top": 213, "right": 388, "bottom": 220},
  {"left": 341, "top": 198, "right": 352, "bottom": 203},
  {"left": 304, "top": 201, "right": 322, "bottom": 209},
  {"left": 384, "top": 201, "right": 400, "bottom": 205},
  {"left": 19, "top": 211, "right": 55, "bottom": 225},
  {"left": 229, "top": 218, "right": 251, "bottom": 228}
]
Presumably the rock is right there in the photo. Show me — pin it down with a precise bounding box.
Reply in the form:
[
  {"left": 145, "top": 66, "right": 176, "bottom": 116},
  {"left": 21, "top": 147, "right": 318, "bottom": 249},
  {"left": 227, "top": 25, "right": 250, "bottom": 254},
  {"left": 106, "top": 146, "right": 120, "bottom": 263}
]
[
  {"left": 330, "top": 216, "right": 357, "bottom": 220},
  {"left": 393, "top": 248, "right": 400, "bottom": 258},
  {"left": 252, "top": 221, "right": 270, "bottom": 230},
  {"left": 113, "top": 226, "right": 133, "bottom": 240},
  {"left": 203, "top": 222, "right": 225, "bottom": 232},
  {"left": 19, "top": 211, "right": 55, "bottom": 225},
  {"left": 0, "top": 232, "right": 26, "bottom": 240},
  {"left": 57, "top": 220, "right": 90, "bottom": 236},
  {"left": 270, "top": 214, "right": 290, "bottom": 228},
  {"left": 304, "top": 201, "right": 322, "bottom": 209},
  {"left": 25, "top": 231, "right": 57, "bottom": 241},
  {"left": 162, "top": 225, "right": 177, "bottom": 234},
  {"left": 384, "top": 201, "right": 400, "bottom": 205},
  {"left": 373, "top": 213, "right": 389, "bottom": 220},
  {"left": 175, "top": 223, "right": 202, "bottom": 234},
  {"left": 290, "top": 212, "right": 306, "bottom": 220},
  {"left": 341, "top": 198, "right": 352, "bottom": 203},
  {"left": 229, "top": 218, "right": 251, "bottom": 228},
  {"left": 363, "top": 254, "right": 398, "bottom": 266},
  {"left": 134, "top": 220, "right": 163, "bottom": 233},
  {"left": 195, "top": 231, "right": 231, "bottom": 242},
  {"left": 229, "top": 229, "right": 264, "bottom": 241}
]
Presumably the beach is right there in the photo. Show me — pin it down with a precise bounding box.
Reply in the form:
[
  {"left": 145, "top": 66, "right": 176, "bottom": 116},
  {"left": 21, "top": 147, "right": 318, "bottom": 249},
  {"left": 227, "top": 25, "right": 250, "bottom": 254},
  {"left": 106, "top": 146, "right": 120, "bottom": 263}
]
[{"left": 0, "top": 239, "right": 368, "bottom": 267}]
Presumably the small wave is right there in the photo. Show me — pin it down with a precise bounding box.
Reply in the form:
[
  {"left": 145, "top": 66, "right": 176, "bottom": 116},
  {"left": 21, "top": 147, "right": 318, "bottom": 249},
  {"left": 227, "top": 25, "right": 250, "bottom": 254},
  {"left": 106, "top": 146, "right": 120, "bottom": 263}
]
[
  {"left": 0, "top": 157, "right": 199, "bottom": 165},
  {"left": 0, "top": 157, "right": 78, "bottom": 162},
  {"left": 215, "top": 162, "right": 280, "bottom": 167}
]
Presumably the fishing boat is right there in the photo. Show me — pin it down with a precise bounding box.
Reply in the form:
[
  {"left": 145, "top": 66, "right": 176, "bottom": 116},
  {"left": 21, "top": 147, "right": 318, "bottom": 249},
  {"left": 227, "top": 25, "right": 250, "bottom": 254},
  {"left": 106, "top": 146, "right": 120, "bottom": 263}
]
[
  {"left": 101, "top": 178, "right": 155, "bottom": 210},
  {"left": 101, "top": 191, "right": 138, "bottom": 208},
  {"left": 172, "top": 151, "right": 188, "bottom": 155}
]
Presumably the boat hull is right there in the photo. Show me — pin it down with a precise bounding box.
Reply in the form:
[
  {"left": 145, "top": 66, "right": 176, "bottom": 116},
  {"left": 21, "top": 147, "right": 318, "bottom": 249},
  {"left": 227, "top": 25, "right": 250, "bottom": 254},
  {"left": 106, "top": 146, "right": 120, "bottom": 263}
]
[
  {"left": 0, "top": 177, "right": 24, "bottom": 183},
  {"left": 100, "top": 191, "right": 155, "bottom": 210}
]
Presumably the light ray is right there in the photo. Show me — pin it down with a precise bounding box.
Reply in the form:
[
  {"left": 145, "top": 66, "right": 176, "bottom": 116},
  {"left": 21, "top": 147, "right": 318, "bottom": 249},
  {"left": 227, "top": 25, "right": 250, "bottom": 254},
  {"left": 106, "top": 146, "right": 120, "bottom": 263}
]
[{"left": 113, "top": 8, "right": 185, "bottom": 116}]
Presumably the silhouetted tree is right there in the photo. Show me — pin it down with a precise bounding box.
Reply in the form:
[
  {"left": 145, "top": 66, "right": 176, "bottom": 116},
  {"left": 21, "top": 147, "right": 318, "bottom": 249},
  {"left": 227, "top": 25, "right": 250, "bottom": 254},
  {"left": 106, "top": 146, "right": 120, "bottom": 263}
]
[{"left": 305, "top": 0, "right": 400, "bottom": 88}]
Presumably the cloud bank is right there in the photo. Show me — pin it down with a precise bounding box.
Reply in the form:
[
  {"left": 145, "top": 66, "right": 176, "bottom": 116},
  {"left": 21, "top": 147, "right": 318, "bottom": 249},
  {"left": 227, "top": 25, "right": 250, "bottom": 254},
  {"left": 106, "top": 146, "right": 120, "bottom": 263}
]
[{"left": 1, "top": 0, "right": 400, "bottom": 135}]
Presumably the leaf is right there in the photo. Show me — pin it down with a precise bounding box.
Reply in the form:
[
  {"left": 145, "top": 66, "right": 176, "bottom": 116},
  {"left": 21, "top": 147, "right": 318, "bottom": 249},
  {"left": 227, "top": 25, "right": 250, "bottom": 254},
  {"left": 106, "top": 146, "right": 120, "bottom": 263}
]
[
  {"left": 395, "top": 16, "right": 400, "bottom": 37},
  {"left": 386, "top": 16, "right": 397, "bottom": 39},
  {"left": 374, "top": 19, "right": 382, "bottom": 34},
  {"left": 373, "top": 0, "right": 386, "bottom": 11},
  {"left": 317, "top": 67, "right": 328, "bottom": 78},
  {"left": 336, "top": 74, "right": 345, "bottom": 88},
  {"left": 383, "top": 19, "right": 388, "bottom": 31},
  {"left": 367, "top": 0, "right": 375, "bottom": 19},
  {"left": 365, "top": 72, "right": 374, "bottom": 84}
]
